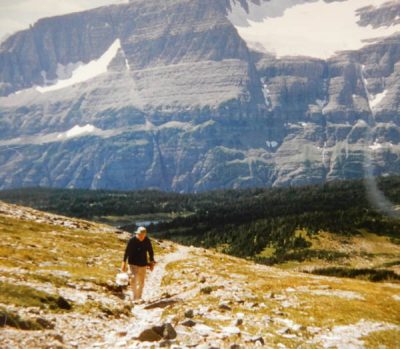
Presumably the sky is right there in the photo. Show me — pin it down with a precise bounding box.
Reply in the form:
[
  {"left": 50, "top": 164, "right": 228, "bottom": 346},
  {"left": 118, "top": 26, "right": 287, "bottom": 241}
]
[{"left": 0, "top": 0, "right": 129, "bottom": 42}]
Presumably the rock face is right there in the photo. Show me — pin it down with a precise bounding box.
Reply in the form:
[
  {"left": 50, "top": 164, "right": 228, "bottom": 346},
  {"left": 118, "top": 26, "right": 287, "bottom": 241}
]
[{"left": 0, "top": 0, "right": 399, "bottom": 191}]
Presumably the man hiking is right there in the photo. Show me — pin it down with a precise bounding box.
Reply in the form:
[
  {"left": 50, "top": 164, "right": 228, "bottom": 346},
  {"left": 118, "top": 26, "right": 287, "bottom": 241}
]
[{"left": 121, "top": 226, "right": 155, "bottom": 302}]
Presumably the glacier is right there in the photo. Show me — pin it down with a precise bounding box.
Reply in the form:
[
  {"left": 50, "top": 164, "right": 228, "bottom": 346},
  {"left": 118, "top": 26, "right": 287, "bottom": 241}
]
[{"left": 227, "top": 0, "right": 400, "bottom": 59}]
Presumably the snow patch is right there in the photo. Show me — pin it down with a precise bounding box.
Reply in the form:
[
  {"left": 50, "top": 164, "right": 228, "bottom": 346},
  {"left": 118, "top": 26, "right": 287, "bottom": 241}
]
[
  {"left": 322, "top": 141, "right": 327, "bottom": 164},
  {"left": 315, "top": 99, "right": 326, "bottom": 109},
  {"left": 36, "top": 39, "right": 121, "bottom": 93},
  {"left": 266, "top": 140, "right": 278, "bottom": 148},
  {"left": 159, "top": 121, "right": 192, "bottom": 131},
  {"left": 260, "top": 77, "right": 272, "bottom": 108},
  {"left": 369, "top": 141, "right": 383, "bottom": 150},
  {"left": 57, "top": 124, "right": 100, "bottom": 140},
  {"left": 369, "top": 141, "right": 395, "bottom": 150},
  {"left": 312, "top": 320, "right": 400, "bottom": 349},
  {"left": 227, "top": 0, "right": 400, "bottom": 59},
  {"left": 370, "top": 89, "right": 387, "bottom": 109},
  {"left": 125, "top": 57, "right": 130, "bottom": 71}
]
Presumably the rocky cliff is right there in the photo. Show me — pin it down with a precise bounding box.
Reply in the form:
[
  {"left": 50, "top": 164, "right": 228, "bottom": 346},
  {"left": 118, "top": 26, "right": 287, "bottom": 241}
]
[{"left": 0, "top": 0, "right": 399, "bottom": 191}]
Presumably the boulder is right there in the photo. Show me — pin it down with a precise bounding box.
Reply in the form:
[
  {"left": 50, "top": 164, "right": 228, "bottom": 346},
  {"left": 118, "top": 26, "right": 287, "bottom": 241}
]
[{"left": 138, "top": 323, "right": 177, "bottom": 342}]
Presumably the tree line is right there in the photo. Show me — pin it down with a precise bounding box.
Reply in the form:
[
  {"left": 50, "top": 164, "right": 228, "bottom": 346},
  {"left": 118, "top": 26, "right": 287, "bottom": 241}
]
[{"left": 1, "top": 176, "right": 399, "bottom": 264}]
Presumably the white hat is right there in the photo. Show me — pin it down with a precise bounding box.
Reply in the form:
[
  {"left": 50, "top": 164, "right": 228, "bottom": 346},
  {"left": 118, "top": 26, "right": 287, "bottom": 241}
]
[{"left": 135, "top": 226, "right": 147, "bottom": 234}]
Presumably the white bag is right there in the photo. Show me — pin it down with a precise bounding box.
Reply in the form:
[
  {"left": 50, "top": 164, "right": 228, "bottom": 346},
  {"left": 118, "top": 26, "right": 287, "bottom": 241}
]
[{"left": 115, "top": 272, "right": 129, "bottom": 286}]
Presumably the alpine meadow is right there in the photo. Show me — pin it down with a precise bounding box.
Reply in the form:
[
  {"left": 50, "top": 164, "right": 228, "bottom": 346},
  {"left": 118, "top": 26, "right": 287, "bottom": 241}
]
[{"left": 1, "top": 0, "right": 400, "bottom": 348}]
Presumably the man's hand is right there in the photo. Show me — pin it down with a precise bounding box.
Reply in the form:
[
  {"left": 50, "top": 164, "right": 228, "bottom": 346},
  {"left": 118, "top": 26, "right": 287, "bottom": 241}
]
[
  {"left": 121, "top": 261, "right": 127, "bottom": 272},
  {"left": 148, "top": 261, "right": 156, "bottom": 271}
]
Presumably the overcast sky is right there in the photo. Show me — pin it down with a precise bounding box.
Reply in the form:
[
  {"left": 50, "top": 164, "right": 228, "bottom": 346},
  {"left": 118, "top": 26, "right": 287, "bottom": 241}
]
[{"left": 0, "top": 0, "right": 129, "bottom": 42}]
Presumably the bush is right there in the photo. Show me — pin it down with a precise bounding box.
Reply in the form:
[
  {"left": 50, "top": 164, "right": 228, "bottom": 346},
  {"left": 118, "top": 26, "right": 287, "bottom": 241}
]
[
  {"left": 0, "top": 307, "right": 46, "bottom": 330},
  {"left": 309, "top": 267, "right": 400, "bottom": 282}
]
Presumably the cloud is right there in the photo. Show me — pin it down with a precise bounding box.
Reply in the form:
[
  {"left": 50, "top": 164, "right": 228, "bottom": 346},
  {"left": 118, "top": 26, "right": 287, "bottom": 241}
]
[{"left": 0, "top": 0, "right": 129, "bottom": 42}]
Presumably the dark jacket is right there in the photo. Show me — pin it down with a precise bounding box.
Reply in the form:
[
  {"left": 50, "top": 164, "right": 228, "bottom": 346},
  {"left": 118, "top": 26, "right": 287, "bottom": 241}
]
[{"left": 123, "top": 236, "right": 155, "bottom": 266}]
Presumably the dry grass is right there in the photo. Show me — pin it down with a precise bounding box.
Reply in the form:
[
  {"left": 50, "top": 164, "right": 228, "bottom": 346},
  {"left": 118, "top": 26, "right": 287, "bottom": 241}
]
[
  {"left": 161, "top": 248, "right": 400, "bottom": 348},
  {"left": 0, "top": 213, "right": 165, "bottom": 286}
]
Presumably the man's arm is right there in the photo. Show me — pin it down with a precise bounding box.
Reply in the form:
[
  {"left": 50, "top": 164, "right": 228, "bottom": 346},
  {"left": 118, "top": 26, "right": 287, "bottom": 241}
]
[
  {"left": 147, "top": 238, "right": 155, "bottom": 270},
  {"left": 147, "top": 239, "right": 155, "bottom": 263}
]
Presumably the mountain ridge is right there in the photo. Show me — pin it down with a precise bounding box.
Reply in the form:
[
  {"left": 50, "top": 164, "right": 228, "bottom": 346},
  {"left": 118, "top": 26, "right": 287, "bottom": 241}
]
[{"left": 0, "top": 0, "right": 399, "bottom": 191}]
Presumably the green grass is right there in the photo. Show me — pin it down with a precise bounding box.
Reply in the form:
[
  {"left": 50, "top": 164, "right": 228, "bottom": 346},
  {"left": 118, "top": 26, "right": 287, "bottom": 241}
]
[{"left": 0, "top": 281, "right": 71, "bottom": 311}]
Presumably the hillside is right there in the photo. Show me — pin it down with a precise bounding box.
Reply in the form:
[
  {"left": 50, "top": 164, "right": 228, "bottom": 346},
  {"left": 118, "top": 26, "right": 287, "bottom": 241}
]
[
  {"left": 1, "top": 177, "right": 400, "bottom": 277},
  {"left": 1, "top": 201, "right": 399, "bottom": 348}
]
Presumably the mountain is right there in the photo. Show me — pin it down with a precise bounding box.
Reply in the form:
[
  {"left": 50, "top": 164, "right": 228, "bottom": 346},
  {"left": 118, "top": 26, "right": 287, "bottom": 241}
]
[
  {"left": 0, "top": 0, "right": 400, "bottom": 191},
  {"left": 1, "top": 201, "right": 399, "bottom": 348}
]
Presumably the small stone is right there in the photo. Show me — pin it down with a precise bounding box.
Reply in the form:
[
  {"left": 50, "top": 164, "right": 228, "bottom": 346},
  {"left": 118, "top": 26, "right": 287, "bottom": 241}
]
[
  {"left": 218, "top": 303, "right": 232, "bottom": 311},
  {"left": 36, "top": 317, "right": 55, "bottom": 329},
  {"left": 159, "top": 340, "right": 174, "bottom": 347},
  {"left": 28, "top": 308, "right": 41, "bottom": 315},
  {"left": 184, "top": 309, "right": 194, "bottom": 318},
  {"left": 194, "top": 323, "right": 214, "bottom": 337},
  {"left": 273, "top": 310, "right": 285, "bottom": 316},
  {"left": 51, "top": 334, "right": 64, "bottom": 343},
  {"left": 235, "top": 318, "right": 243, "bottom": 326},
  {"left": 221, "top": 326, "right": 241, "bottom": 335},
  {"left": 279, "top": 327, "right": 292, "bottom": 334},
  {"left": 181, "top": 319, "right": 196, "bottom": 327},
  {"left": 249, "top": 336, "right": 265, "bottom": 345},
  {"left": 56, "top": 296, "right": 71, "bottom": 310}
]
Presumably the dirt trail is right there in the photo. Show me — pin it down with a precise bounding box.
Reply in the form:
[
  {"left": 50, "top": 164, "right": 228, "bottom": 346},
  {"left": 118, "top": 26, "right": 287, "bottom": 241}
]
[{"left": 99, "top": 245, "right": 190, "bottom": 348}]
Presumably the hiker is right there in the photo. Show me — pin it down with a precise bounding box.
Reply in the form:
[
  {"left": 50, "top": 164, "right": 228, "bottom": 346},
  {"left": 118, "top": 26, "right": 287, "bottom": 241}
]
[{"left": 121, "top": 226, "right": 156, "bottom": 301}]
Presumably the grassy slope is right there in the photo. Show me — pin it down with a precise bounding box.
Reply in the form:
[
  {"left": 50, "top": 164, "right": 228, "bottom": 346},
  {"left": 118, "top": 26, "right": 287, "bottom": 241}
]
[
  {"left": 1, "top": 201, "right": 399, "bottom": 348},
  {"left": 254, "top": 229, "right": 400, "bottom": 273},
  {"left": 162, "top": 248, "right": 400, "bottom": 348},
  {"left": 0, "top": 214, "right": 124, "bottom": 285},
  {"left": 0, "top": 201, "right": 166, "bottom": 326}
]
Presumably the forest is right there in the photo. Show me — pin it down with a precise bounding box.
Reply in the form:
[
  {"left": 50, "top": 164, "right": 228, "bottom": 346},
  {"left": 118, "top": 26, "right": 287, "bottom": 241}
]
[{"left": 1, "top": 176, "right": 399, "bottom": 266}]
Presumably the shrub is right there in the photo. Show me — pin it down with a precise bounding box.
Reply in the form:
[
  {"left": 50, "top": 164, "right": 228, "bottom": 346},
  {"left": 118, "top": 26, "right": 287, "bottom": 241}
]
[{"left": 309, "top": 267, "right": 400, "bottom": 282}]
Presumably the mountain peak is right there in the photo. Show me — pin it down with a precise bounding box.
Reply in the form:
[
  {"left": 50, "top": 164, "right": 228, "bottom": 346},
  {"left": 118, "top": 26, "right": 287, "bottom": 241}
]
[{"left": 0, "top": 0, "right": 399, "bottom": 191}]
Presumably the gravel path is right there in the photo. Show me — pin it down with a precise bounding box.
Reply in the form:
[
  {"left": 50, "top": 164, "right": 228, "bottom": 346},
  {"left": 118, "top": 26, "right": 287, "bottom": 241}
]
[{"left": 99, "top": 244, "right": 190, "bottom": 348}]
